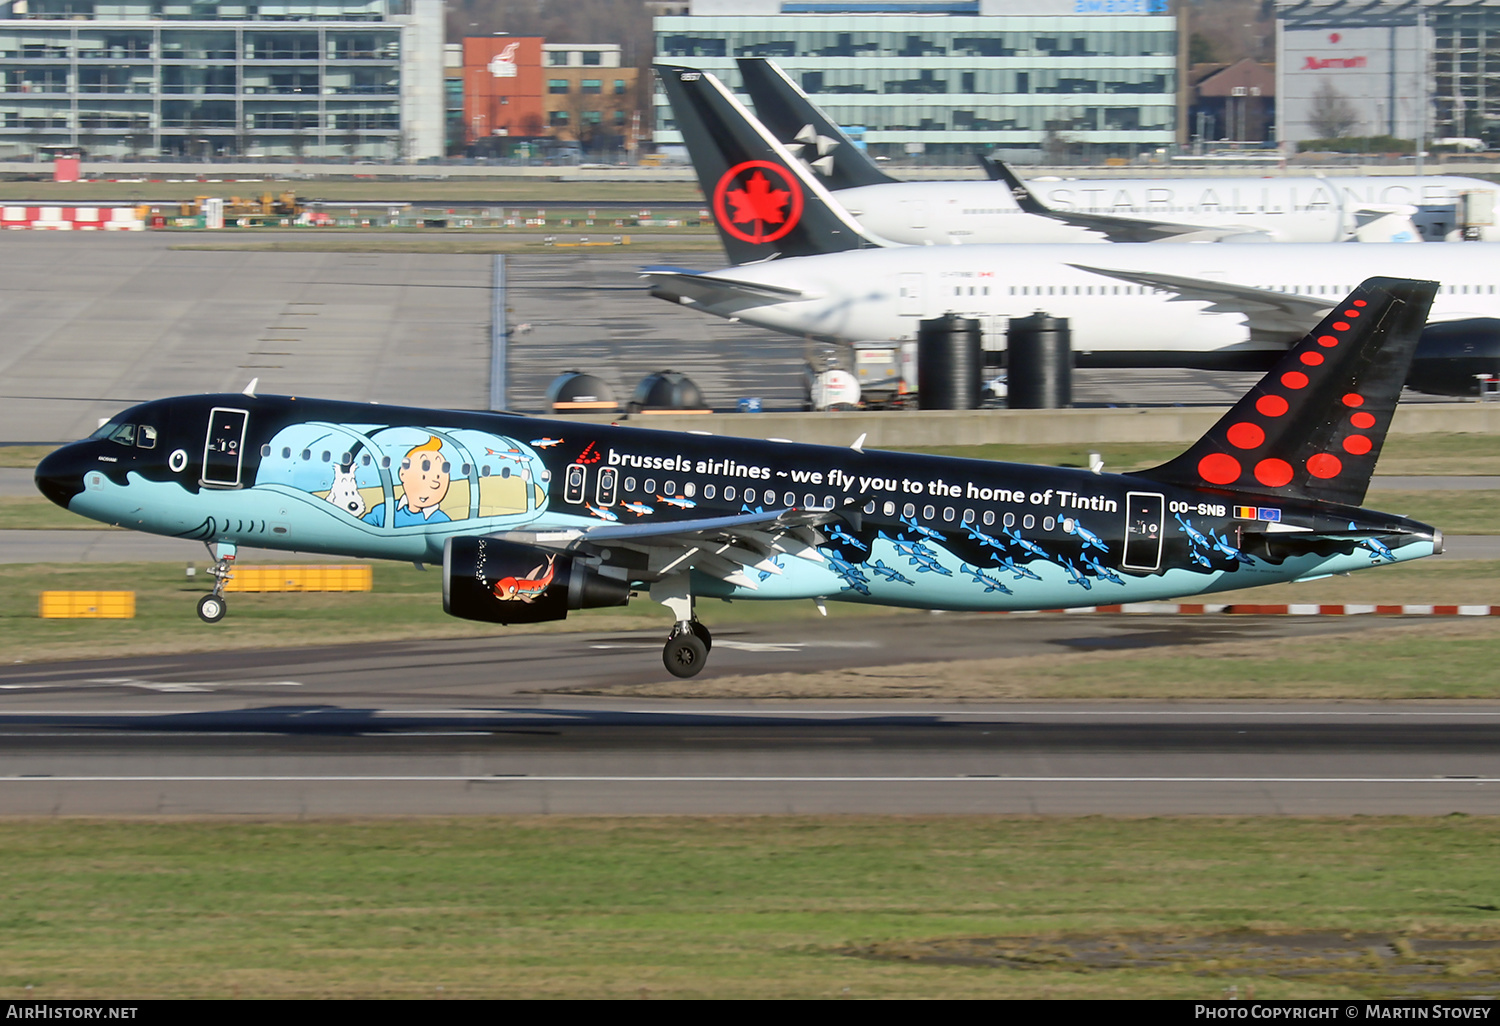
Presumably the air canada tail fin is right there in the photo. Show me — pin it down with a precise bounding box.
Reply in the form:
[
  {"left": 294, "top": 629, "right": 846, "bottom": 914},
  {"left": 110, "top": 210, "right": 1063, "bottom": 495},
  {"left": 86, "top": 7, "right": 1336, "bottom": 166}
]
[
  {"left": 654, "top": 64, "right": 887, "bottom": 265},
  {"left": 1138, "top": 277, "right": 1437, "bottom": 508},
  {"left": 735, "top": 57, "right": 898, "bottom": 190}
]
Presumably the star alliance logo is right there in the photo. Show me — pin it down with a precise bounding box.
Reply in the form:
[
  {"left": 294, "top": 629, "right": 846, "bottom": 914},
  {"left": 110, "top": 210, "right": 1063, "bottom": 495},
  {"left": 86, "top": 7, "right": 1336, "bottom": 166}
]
[{"left": 787, "top": 123, "right": 840, "bottom": 177}]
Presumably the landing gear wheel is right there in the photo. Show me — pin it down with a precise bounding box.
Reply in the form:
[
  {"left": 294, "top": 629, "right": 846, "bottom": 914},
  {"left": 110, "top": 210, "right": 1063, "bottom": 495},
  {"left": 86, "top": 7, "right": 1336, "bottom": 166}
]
[
  {"left": 197, "top": 593, "right": 227, "bottom": 623},
  {"left": 688, "top": 620, "right": 712, "bottom": 652},
  {"left": 663, "top": 631, "right": 708, "bottom": 678}
]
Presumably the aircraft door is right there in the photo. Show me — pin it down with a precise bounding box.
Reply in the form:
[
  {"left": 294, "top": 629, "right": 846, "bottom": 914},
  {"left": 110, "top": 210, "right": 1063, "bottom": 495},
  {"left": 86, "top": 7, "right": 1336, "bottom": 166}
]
[
  {"left": 595, "top": 467, "right": 618, "bottom": 507},
  {"left": 1122, "top": 491, "right": 1164, "bottom": 571},
  {"left": 564, "top": 463, "right": 587, "bottom": 504},
  {"left": 202, "top": 407, "right": 248, "bottom": 488},
  {"left": 897, "top": 273, "right": 924, "bottom": 317}
]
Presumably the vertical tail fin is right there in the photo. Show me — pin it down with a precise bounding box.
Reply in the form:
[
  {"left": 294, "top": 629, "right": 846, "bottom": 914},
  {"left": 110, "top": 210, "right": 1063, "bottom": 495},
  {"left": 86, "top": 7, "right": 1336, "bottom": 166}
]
[
  {"left": 1138, "top": 277, "right": 1437, "bottom": 508},
  {"left": 734, "top": 57, "right": 898, "bottom": 190},
  {"left": 654, "top": 64, "right": 887, "bottom": 265}
]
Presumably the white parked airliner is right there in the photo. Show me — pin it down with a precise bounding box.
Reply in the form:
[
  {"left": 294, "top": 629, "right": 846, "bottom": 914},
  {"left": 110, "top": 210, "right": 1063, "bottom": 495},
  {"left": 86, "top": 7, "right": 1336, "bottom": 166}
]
[
  {"left": 734, "top": 56, "right": 1494, "bottom": 245},
  {"left": 649, "top": 64, "right": 1500, "bottom": 395}
]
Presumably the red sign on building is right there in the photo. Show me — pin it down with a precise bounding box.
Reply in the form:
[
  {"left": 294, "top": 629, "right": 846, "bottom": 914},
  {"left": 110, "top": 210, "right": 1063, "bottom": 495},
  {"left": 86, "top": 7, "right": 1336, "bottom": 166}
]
[{"left": 463, "top": 37, "right": 545, "bottom": 146}]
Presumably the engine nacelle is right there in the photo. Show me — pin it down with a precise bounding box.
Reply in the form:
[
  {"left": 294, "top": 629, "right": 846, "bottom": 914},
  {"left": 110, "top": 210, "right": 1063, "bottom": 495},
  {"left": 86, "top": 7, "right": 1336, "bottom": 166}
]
[
  {"left": 443, "top": 536, "right": 631, "bottom": 625},
  {"left": 1412, "top": 319, "right": 1500, "bottom": 396}
]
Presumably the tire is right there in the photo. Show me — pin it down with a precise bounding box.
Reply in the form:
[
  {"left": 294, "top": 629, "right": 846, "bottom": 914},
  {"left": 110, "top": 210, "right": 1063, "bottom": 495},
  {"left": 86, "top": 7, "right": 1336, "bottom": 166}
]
[
  {"left": 688, "top": 621, "right": 712, "bottom": 652},
  {"left": 197, "top": 594, "right": 227, "bottom": 624},
  {"left": 663, "top": 632, "right": 708, "bottom": 678}
]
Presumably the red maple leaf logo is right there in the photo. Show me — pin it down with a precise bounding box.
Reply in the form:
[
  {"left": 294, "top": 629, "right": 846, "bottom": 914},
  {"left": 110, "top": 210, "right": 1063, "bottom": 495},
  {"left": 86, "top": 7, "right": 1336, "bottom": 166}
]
[
  {"left": 726, "top": 172, "right": 789, "bottom": 229},
  {"left": 712, "top": 161, "right": 804, "bottom": 246}
]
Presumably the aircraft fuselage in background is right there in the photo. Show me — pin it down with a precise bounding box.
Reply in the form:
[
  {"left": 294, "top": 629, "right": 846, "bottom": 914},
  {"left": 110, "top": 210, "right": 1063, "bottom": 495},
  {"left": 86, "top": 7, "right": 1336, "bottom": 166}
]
[
  {"left": 836, "top": 175, "right": 1480, "bottom": 245},
  {"left": 648, "top": 242, "right": 1500, "bottom": 388}
]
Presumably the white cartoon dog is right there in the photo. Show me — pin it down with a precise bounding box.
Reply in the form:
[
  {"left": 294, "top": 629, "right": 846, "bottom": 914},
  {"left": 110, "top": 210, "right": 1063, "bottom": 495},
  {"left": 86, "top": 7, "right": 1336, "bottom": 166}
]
[{"left": 326, "top": 464, "right": 367, "bottom": 518}]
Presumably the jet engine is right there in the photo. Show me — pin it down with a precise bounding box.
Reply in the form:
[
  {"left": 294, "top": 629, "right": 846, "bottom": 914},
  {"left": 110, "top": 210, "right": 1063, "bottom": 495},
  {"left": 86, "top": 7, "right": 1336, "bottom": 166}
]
[
  {"left": 1412, "top": 319, "right": 1500, "bottom": 396},
  {"left": 443, "top": 536, "right": 631, "bottom": 625}
]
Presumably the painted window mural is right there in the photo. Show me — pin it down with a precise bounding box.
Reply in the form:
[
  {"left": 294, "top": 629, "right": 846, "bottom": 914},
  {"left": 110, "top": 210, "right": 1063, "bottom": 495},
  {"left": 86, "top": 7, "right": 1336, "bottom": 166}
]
[{"left": 254, "top": 422, "right": 549, "bottom": 530}]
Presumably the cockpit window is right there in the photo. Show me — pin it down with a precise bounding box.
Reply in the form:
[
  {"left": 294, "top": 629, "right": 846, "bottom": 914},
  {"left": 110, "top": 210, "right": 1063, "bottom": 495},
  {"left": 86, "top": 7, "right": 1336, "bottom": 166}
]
[
  {"left": 105, "top": 423, "right": 135, "bottom": 446},
  {"left": 137, "top": 425, "right": 157, "bottom": 449}
]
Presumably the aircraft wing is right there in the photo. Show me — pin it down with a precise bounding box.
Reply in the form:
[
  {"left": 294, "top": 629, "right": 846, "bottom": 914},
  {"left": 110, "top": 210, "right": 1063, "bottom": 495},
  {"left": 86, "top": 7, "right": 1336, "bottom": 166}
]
[
  {"left": 1067, "top": 262, "right": 1336, "bottom": 337},
  {"left": 641, "top": 268, "right": 813, "bottom": 308},
  {"left": 982, "top": 155, "right": 1271, "bottom": 243},
  {"left": 497, "top": 507, "right": 839, "bottom": 591}
]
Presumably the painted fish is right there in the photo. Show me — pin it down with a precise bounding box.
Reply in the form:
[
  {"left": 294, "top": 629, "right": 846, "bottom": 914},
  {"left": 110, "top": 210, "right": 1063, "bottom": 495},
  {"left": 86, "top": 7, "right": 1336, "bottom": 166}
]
[
  {"left": 869, "top": 560, "right": 915, "bottom": 585},
  {"left": 658, "top": 494, "right": 697, "bottom": 509},
  {"left": 620, "top": 501, "right": 654, "bottom": 517},
  {"left": 1061, "top": 517, "right": 1107, "bottom": 552},
  {"left": 586, "top": 504, "right": 618, "bottom": 521},
  {"left": 529, "top": 438, "right": 564, "bottom": 449},
  {"left": 493, "top": 556, "right": 555, "bottom": 603},
  {"left": 827, "top": 525, "right": 868, "bottom": 552},
  {"left": 960, "top": 563, "right": 1013, "bottom": 594}
]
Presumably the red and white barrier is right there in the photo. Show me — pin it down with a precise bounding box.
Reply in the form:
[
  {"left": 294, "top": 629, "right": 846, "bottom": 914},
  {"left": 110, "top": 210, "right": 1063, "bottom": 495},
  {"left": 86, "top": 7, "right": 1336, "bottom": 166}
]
[{"left": 1, "top": 206, "right": 144, "bottom": 231}]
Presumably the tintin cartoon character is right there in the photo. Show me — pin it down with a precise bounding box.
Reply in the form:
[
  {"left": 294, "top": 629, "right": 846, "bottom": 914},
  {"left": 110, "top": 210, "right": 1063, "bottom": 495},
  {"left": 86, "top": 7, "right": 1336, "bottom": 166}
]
[{"left": 364, "top": 436, "right": 452, "bottom": 528}]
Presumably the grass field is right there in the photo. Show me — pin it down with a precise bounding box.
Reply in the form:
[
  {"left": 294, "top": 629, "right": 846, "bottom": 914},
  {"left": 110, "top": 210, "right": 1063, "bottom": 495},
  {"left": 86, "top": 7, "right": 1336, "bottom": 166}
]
[
  {"left": 168, "top": 234, "right": 724, "bottom": 254},
  {"left": 0, "top": 816, "right": 1496, "bottom": 999}
]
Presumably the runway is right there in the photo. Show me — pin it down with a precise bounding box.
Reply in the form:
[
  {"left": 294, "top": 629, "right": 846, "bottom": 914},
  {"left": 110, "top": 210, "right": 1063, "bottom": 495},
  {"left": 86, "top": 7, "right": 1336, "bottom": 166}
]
[{"left": 3, "top": 614, "right": 1498, "bottom": 815}]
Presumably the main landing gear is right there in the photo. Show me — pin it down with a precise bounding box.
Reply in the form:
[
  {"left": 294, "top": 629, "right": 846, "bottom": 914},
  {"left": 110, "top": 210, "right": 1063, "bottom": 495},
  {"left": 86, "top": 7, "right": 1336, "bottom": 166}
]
[
  {"left": 652, "top": 574, "right": 712, "bottom": 679},
  {"left": 197, "top": 541, "right": 236, "bottom": 623}
]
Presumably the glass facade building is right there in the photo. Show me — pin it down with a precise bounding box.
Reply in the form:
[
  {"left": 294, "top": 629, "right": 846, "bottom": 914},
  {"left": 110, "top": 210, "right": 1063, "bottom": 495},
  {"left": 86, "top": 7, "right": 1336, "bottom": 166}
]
[
  {"left": 0, "top": 0, "right": 443, "bottom": 159},
  {"left": 654, "top": 0, "right": 1179, "bottom": 158}
]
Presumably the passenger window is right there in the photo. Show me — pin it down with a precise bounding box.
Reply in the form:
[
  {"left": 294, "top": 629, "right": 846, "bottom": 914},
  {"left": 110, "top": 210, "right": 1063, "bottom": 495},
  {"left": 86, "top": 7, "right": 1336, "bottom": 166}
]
[
  {"left": 684, "top": 483, "right": 696, "bottom": 498},
  {"left": 1003, "top": 512, "right": 1015, "bottom": 527},
  {"left": 1043, "top": 516, "right": 1055, "bottom": 530},
  {"left": 902, "top": 503, "right": 915, "bottom": 518},
  {"left": 703, "top": 484, "right": 716, "bottom": 499},
  {"left": 784, "top": 491, "right": 795, "bottom": 507},
  {"left": 983, "top": 511, "right": 994, "bottom": 526},
  {"left": 724, "top": 486, "right": 736, "bottom": 502},
  {"left": 883, "top": 501, "right": 895, "bottom": 516},
  {"left": 461, "top": 463, "right": 472, "bottom": 476},
  {"left": 321, "top": 451, "right": 331, "bottom": 463},
  {"left": 744, "top": 488, "right": 757, "bottom": 504},
  {"left": 963, "top": 509, "right": 975, "bottom": 524},
  {"left": 804, "top": 493, "right": 816, "bottom": 508},
  {"left": 282, "top": 447, "right": 292, "bottom": 459},
  {"left": 138, "top": 426, "right": 158, "bottom": 449},
  {"left": 644, "top": 478, "right": 656, "bottom": 493},
  {"left": 943, "top": 507, "right": 955, "bottom": 522},
  {"left": 923, "top": 504, "right": 935, "bottom": 520},
  {"left": 863, "top": 500, "right": 876, "bottom": 515},
  {"left": 624, "top": 476, "right": 636, "bottom": 492},
  {"left": 481, "top": 464, "right": 490, "bottom": 477},
  {"left": 1023, "top": 515, "right": 1035, "bottom": 529},
  {"left": 380, "top": 456, "right": 391, "bottom": 469},
  {"left": 261, "top": 444, "right": 272, "bottom": 458}
]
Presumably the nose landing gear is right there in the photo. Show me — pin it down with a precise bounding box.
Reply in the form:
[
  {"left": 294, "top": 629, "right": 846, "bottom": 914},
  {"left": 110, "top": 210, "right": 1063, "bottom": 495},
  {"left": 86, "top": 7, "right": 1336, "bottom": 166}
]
[{"left": 197, "top": 541, "right": 236, "bottom": 623}]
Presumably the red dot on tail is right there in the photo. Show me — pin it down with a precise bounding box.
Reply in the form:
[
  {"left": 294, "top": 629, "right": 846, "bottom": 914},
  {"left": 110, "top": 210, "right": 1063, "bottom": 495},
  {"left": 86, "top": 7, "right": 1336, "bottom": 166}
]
[
  {"left": 1198, "top": 453, "right": 1241, "bottom": 485},
  {"left": 1342, "top": 393, "right": 1365, "bottom": 407},
  {"left": 1255, "top": 458, "right": 1294, "bottom": 488},
  {"left": 1281, "top": 371, "right": 1309, "bottom": 389},
  {"left": 1350, "top": 411, "right": 1376, "bottom": 429},
  {"left": 1353, "top": 299, "right": 1367, "bottom": 307},
  {"left": 1343, "top": 434, "right": 1372, "bottom": 455},
  {"left": 1333, "top": 322, "right": 1351, "bottom": 332},
  {"left": 1226, "top": 422, "right": 1265, "bottom": 449},
  {"left": 1317, "top": 335, "right": 1339, "bottom": 347},
  {"left": 1343, "top": 310, "right": 1360, "bottom": 318},
  {"left": 1307, "top": 453, "right": 1342, "bottom": 479},
  {"left": 1256, "top": 394, "right": 1290, "bottom": 417},
  {"left": 1300, "top": 351, "right": 1325, "bottom": 366}
]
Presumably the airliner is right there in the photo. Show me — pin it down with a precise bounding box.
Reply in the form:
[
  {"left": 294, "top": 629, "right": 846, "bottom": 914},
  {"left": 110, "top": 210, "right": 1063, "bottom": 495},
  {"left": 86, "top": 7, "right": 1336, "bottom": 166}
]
[
  {"left": 648, "top": 65, "right": 1500, "bottom": 395},
  {"left": 35, "top": 279, "right": 1442, "bottom": 678},
  {"left": 734, "top": 56, "right": 1493, "bottom": 244}
]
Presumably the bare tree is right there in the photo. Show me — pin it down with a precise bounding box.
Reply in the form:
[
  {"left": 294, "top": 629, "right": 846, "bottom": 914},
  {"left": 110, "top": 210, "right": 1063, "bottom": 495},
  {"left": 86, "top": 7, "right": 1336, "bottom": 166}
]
[{"left": 1309, "top": 80, "right": 1360, "bottom": 139}]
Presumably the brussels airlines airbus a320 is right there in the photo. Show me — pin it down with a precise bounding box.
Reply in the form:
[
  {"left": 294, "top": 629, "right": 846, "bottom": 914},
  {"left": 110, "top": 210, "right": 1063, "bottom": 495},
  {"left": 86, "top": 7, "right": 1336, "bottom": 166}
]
[{"left": 37, "top": 278, "right": 1441, "bottom": 678}]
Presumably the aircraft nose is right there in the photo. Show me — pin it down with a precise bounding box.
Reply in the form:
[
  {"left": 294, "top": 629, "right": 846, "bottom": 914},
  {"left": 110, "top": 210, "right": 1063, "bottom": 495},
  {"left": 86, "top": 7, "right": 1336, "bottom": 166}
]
[{"left": 34, "top": 446, "right": 87, "bottom": 510}]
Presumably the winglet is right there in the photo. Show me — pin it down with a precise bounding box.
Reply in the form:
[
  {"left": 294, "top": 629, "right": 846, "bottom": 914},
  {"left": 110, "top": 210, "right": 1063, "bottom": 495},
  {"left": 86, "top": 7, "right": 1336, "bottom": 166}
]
[
  {"left": 850, "top": 432, "right": 866, "bottom": 452},
  {"left": 242, "top": 377, "right": 259, "bottom": 398}
]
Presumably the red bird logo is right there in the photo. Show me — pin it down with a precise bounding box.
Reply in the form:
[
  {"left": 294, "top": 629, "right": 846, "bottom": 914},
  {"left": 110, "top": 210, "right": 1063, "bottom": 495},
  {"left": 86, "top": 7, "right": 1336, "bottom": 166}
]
[{"left": 713, "top": 160, "right": 804, "bottom": 245}]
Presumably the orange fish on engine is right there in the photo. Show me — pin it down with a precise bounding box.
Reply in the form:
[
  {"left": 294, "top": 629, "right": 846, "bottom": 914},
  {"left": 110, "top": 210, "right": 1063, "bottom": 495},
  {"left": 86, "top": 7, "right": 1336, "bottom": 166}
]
[{"left": 493, "top": 556, "right": 555, "bottom": 603}]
